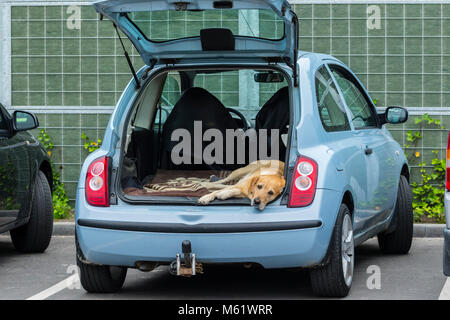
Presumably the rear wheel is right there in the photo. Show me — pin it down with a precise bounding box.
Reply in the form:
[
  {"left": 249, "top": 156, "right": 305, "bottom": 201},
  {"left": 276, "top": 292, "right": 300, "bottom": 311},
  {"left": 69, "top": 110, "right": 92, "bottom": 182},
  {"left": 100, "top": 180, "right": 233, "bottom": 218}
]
[
  {"left": 310, "top": 204, "right": 354, "bottom": 297},
  {"left": 76, "top": 236, "right": 127, "bottom": 293},
  {"left": 10, "top": 170, "right": 53, "bottom": 253},
  {"left": 377, "top": 175, "right": 413, "bottom": 254}
]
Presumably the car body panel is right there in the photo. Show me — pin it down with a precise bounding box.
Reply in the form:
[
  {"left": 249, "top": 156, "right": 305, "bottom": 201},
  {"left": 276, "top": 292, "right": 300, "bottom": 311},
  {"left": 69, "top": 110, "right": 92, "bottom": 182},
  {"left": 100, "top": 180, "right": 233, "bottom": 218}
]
[
  {"left": 77, "top": 186, "right": 341, "bottom": 268},
  {"left": 0, "top": 104, "right": 50, "bottom": 233},
  {"left": 93, "top": 0, "right": 298, "bottom": 65},
  {"left": 324, "top": 60, "right": 401, "bottom": 230},
  {"left": 444, "top": 187, "right": 450, "bottom": 275},
  {"left": 76, "top": 52, "right": 408, "bottom": 268},
  {"left": 295, "top": 54, "right": 406, "bottom": 238}
]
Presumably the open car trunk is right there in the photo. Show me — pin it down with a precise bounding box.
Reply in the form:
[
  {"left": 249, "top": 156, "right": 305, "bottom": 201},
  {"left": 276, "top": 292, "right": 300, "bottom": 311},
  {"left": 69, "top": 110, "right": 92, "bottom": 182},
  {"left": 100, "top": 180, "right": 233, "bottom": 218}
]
[
  {"left": 95, "top": 0, "right": 299, "bottom": 206},
  {"left": 118, "top": 67, "right": 293, "bottom": 206}
]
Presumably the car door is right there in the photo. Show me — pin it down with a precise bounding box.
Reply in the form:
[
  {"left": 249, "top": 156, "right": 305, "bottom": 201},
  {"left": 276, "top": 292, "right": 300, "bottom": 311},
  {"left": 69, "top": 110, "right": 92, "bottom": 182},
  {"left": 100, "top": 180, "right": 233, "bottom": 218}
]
[
  {"left": 328, "top": 64, "right": 398, "bottom": 231},
  {"left": 0, "top": 105, "right": 32, "bottom": 228},
  {"left": 314, "top": 65, "right": 368, "bottom": 236}
]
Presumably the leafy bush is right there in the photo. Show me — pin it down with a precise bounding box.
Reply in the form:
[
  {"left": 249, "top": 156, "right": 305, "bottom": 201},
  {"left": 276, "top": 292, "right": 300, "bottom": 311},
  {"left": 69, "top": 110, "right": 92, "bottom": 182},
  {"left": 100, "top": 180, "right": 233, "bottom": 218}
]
[
  {"left": 403, "top": 114, "right": 446, "bottom": 223},
  {"left": 81, "top": 133, "right": 101, "bottom": 153},
  {"left": 38, "top": 129, "right": 72, "bottom": 219},
  {"left": 411, "top": 156, "right": 445, "bottom": 223}
]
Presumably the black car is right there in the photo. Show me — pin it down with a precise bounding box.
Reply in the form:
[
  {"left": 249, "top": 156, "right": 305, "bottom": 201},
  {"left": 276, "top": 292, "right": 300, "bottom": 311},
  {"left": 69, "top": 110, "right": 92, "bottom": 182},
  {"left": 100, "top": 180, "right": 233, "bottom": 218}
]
[{"left": 0, "top": 103, "right": 53, "bottom": 252}]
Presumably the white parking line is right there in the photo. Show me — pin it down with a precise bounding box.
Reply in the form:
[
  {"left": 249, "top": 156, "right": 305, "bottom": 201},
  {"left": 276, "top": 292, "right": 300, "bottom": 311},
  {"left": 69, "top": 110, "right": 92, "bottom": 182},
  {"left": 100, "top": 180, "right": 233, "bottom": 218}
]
[
  {"left": 439, "top": 277, "right": 450, "bottom": 300},
  {"left": 26, "top": 274, "right": 80, "bottom": 300}
]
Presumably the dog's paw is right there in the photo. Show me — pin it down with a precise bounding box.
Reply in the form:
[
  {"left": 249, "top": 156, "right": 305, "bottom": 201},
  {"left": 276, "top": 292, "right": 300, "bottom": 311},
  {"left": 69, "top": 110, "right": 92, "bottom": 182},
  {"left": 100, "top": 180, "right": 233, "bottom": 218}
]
[{"left": 198, "top": 194, "right": 214, "bottom": 205}]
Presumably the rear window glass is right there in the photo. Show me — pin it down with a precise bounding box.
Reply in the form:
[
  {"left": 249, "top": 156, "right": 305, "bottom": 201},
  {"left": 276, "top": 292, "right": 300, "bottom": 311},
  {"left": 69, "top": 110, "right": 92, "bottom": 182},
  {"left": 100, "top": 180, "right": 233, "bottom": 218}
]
[
  {"left": 128, "top": 9, "right": 285, "bottom": 42},
  {"left": 193, "top": 69, "right": 287, "bottom": 125}
]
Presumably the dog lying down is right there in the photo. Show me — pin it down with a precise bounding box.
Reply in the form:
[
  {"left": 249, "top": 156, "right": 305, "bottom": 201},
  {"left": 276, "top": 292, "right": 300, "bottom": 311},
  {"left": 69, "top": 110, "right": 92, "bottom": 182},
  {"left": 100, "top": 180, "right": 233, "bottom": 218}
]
[{"left": 198, "top": 160, "right": 285, "bottom": 210}]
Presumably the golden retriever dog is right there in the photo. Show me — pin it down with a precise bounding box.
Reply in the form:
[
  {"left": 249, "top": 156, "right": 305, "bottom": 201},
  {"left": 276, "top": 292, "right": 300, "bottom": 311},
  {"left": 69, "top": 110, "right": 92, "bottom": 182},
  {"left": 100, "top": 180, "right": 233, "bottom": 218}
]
[{"left": 198, "top": 160, "right": 285, "bottom": 210}]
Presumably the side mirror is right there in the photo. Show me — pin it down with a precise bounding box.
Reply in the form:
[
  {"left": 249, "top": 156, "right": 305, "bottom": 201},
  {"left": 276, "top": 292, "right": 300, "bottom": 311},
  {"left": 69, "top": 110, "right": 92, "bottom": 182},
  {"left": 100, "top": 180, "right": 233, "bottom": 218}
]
[
  {"left": 380, "top": 106, "right": 408, "bottom": 125},
  {"left": 13, "top": 110, "right": 39, "bottom": 132}
]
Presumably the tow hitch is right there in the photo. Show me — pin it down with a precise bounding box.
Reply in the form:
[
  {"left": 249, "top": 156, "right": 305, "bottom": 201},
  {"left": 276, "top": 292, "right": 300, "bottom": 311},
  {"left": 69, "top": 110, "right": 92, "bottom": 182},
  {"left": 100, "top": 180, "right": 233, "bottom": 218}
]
[{"left": 169, "top": 240, "right": 203, "bottom": 277}]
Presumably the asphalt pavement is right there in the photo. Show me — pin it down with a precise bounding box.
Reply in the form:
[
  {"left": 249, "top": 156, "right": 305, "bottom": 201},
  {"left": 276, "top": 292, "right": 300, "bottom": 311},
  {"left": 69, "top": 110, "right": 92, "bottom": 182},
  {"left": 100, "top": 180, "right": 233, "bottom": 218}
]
[{"left": 0, "top": 234, "right": 448, "bottom": 300}]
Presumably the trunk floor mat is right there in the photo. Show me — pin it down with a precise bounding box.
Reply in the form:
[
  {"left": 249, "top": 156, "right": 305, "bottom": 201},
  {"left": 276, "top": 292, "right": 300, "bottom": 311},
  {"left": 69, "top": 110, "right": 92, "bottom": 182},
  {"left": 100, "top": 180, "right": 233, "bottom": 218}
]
[{"left": 123, "top": 170, "right": 238, "bottom": 198}]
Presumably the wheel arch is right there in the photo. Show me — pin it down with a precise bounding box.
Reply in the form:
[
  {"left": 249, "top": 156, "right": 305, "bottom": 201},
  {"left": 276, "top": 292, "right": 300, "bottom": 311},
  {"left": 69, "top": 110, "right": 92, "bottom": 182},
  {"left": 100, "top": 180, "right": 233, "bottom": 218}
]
[
  {"left": 39, "top": 160, "right": 53, "bottom": 192},
  {"left": 401, "top": 163, "right": 409, "bottom": 182},
  {"left": 341, "top": 190, "right": 354, "bottom": 217},
  {"left": 316, "top": 189, "right": 354, "bottom": 268}
]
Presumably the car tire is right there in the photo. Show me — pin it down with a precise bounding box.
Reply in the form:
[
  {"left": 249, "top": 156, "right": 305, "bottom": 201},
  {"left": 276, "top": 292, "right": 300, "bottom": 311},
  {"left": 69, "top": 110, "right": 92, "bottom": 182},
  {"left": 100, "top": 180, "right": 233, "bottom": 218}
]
[
  {"left": 377, "top": 175, "right": 413, "bottom": 254},
  {"left": 310, "top": 204, "right": 354, "bottom": 297},
  {"left": 76, "top": 236, "right": 127, "bottom": 293},
  {"left": 10, "top": 170, "right": 53, "bottom": 253}
]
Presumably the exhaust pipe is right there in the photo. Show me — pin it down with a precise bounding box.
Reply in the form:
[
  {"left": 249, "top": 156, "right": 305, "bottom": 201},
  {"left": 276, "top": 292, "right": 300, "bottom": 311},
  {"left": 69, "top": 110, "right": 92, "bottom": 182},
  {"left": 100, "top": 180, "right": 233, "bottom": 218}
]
[{"left": 136, "top": 261, "right": 158, "bottom": 272}]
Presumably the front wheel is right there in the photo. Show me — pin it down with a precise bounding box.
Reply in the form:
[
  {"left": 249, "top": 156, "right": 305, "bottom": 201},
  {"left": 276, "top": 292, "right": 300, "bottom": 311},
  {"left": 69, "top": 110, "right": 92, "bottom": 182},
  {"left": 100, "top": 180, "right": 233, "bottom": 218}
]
[
  {"left": 10, "top": 170, "right": 53, "bottom": 253},
  {"left": 310, "top": 204, "right": 354, "bottom": 297},
  {"left": 377, "top": 175, "right": 413, "bottom": 254}
]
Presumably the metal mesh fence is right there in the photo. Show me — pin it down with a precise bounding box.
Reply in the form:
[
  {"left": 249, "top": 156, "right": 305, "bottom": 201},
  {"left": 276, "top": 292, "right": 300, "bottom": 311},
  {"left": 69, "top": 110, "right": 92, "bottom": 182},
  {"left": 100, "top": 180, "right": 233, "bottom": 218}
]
[{"left": 1, "top": 0, "right": 449, "bottom": 201}]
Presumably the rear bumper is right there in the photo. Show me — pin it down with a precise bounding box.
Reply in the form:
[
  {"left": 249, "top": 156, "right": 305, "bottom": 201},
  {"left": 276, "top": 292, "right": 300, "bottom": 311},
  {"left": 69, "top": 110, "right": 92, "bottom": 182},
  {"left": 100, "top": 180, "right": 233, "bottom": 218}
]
[
  {"left": 444, "top": 191, "right": 450, "bottom": 276},
  {"left": 77, "top": 218, "right": 321, "bottom": 233},
  {"left": 77, "top": 223, "right": 327, "bottom": 268},
  {"left": 75, "top": 189, "right": 341, "bottom": 269},
  {"left": 444, "top": 228, "right": 450, "bottom": 276}
]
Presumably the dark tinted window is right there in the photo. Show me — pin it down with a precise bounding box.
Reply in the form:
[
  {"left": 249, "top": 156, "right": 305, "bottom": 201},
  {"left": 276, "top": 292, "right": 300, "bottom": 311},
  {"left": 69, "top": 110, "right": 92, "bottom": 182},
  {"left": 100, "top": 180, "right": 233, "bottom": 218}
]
[
  {"left": 315, "top": 66, "right": 350, "bottom": 132},
  {"left": 330, "top": 66, "right": 377, "bottom": 130},
  {"left": 0, "top": 108, "right": 8, "bottom": 131},
  {"left": 128, "top": 9, "right": 284, "bottom": 42}
]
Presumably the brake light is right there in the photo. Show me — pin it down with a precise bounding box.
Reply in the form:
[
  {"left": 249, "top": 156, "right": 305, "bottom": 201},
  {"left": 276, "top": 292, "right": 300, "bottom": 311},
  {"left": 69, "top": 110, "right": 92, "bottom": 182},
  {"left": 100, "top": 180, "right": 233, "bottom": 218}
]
[
  {"left": 288, "top": 156, "right": 318, "bottom": 207},
  {"left": 85, "top": 156, "right": 109, "bottom": 207},
  {"left": 446, "top": 131, "right": 450, "bottom": 191}
]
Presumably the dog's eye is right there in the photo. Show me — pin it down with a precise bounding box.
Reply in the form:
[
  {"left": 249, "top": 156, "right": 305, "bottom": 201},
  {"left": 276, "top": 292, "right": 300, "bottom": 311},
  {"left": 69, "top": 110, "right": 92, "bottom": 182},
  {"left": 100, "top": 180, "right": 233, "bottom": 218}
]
[
  {"left": 257, "top": 185, "right": 263, "bottom": 190},
  {"left": 268, "top": 190, "right": 274, "bottom": 195}
]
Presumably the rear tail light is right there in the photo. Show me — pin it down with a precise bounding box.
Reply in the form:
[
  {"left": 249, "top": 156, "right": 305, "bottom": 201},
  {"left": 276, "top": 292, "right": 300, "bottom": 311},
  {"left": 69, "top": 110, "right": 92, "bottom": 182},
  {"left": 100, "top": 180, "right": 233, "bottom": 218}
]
[
  {"left": 446, "top": 131, "right": 450, "bottom": 191},
  {"left": 288, "top": 156, "right": 318, "bottom": 208},
  {"left": 85, "top": 156, "right": 109, "bottom": 207}
]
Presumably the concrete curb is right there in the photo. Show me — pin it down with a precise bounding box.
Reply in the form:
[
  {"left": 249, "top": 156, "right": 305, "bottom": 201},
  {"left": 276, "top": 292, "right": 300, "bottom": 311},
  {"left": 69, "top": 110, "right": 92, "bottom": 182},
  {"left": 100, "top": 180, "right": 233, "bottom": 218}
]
[
  {"left": 53, "top": 222, "right": 75, "bottom": 236},
  {"left": 413, "top": 223, "right": 445, "bottom": 238},
  {"left": 52, "top": 221, "right": 446, "bottom": 237}
]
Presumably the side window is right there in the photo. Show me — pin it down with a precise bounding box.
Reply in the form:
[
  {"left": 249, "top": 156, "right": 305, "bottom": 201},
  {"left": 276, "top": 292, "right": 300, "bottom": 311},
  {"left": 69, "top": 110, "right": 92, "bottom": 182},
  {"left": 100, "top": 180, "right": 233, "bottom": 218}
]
[
  {"left": 156, "top": 72, "right": 181, "bottom": 126},
  {"left": 315, "top": 66, "right": 350, "bottom": 132},
  {"left": 330, "top": 66, "right": 377, "bottom": 130},
  {"left": 161, "top": 72, "right": 181, "bottom": 108},
  {"left": 0, "top": 109, "right": 8, "bottom": 131}
]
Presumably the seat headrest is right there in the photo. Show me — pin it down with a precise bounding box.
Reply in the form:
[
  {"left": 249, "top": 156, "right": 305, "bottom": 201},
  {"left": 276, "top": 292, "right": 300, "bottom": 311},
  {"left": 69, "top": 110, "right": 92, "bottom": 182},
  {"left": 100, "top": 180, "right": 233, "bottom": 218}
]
[
  {"left": 256, "top": 86, "right": 289, "bottom": 132},
  {"left": 162, "top": 87, "right": 238, "bottom": 152}
]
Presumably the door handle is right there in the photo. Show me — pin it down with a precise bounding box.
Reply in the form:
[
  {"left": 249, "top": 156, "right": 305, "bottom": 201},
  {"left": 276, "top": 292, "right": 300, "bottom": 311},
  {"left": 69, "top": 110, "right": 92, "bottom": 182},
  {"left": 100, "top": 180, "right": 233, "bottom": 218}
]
[{"left": 364, "top": 146, "right": 373, "bottom": 155}]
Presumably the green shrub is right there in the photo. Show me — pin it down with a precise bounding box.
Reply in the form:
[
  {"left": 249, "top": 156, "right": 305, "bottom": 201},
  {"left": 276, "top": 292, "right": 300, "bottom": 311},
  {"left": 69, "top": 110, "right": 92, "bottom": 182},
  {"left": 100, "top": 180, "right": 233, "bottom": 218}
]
[
  {"left": 38, "top": 129, "right": 71, "bottom": 219},
  {"left": 403, "top": 114, "right": 446, "bottom": 223},
  {"left": 81, "top": 133, "right": 101, "bottom": 153}
]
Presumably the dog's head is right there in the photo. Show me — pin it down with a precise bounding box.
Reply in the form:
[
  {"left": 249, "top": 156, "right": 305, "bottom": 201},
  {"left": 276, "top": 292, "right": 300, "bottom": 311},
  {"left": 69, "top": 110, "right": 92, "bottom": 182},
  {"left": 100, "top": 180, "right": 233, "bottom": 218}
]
[{"left": 248, "top": 175, "right": 286, "bottom": 210}]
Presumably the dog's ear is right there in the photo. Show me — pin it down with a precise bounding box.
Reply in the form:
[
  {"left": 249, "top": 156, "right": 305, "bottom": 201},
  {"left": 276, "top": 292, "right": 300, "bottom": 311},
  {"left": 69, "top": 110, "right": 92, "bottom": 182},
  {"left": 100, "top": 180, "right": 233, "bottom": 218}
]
[
  {"left": 280, "top": 177, "right": 286, "bottom": 188},
  {"left": 249, "top": 176, "right": 259, "bottom": 190}
]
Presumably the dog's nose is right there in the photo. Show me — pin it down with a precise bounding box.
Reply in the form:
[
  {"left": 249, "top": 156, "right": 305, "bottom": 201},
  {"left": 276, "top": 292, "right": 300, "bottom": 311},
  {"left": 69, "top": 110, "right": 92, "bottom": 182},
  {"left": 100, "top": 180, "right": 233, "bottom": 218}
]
[{"left": 253, "top": 198, "right": 261, "bottom": 205}]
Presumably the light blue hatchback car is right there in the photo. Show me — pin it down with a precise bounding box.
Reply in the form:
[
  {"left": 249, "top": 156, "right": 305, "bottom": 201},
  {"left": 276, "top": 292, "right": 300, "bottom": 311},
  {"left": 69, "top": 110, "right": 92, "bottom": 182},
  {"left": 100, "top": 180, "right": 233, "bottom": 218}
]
[{"left": 76, "top": 0, "right": 413, "bottom": 297}]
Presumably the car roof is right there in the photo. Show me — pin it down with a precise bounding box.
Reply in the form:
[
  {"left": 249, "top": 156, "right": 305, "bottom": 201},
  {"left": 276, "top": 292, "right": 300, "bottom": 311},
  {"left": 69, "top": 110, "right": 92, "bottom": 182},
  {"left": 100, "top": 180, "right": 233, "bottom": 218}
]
[
  {"left": 296, "top": 51, "right": 345, "bottom": 71},
  {"left": 298, "top": 51, "right": 342, "bottom": 63}
]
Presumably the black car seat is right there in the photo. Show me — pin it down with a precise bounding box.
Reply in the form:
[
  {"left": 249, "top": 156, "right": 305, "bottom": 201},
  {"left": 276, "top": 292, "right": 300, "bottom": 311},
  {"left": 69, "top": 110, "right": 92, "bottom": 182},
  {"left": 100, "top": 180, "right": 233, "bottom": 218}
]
[
  {"left": 161, "top": 87, "right": 239, "bottom": 170},
  {"left": 255, "top": 86, "right": 290, "bottom": 161},
  {"left": 126, "top": 127, "right": 159, "bottom": 181}
]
